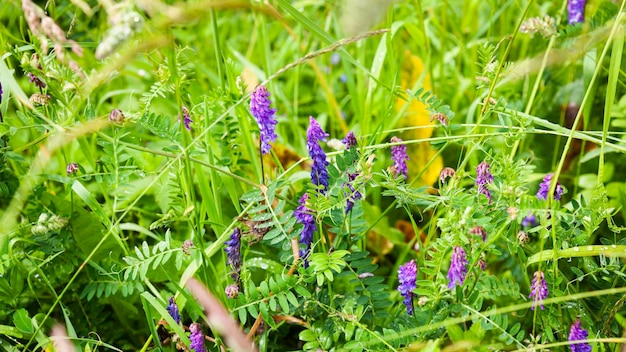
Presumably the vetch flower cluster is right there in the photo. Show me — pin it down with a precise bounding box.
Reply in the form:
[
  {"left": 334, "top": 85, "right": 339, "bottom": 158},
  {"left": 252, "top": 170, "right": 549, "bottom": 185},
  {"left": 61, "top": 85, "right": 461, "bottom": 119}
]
[
  {"left": 522, "top": 214, "right": 538, "bottom": 228},
  {"left": 568, "top": 319, "right": 591, "bottom": 352},
  {"left": 307, "top": 117, "right": 330, "bottom": 193},
  {"left": 390, "top": 136, "right": 409, "bottom": 179},
  {"left": 568, "top": 0, "right": 585, "bottom": 25},
  {"left": 294, "top": 194, "right": 316, "bottom": 266},
  {"left": 109, "top": 109, "right": 125, "bottom": 124},
  {"left": 66, "top": 162, "right": 79, "bottom": 176},
  {"left": 27, "top": 72, "right": 46, "bottom": 89},
  {"left": 397, "top": 259, "right": 417, "bottom": 315},
  {"left": 179, "top": 106, "right": 192, "bottom": 131},
  {"left": 344, "top": 173, "right": 362, "bottom": 213},
  {"left": 529, "top": 270, "right": 548, "bottom": 310},
  {"left": 447, "top": 246, "right": 468, "bottom": 289},
  {"left": 250, "top": 85, "right": 278, "bottom": 155},
  {"left": 224, "top": 228, "right": 242, "bottom": 281},
  {"left": 225, "top": 283, "right": 240, "bottom": 299},
  {"left": 189, "top": 323, "right": 206, "bottom": 352},
  {"left": 536, "top": 173, "right": 564, "bottom": 201},
  {"left": 439, "top": 167, "right": 455, "bottom": 184},
  {"left": 476, "top": 161, "right": 494, "bottom": 201},
  {"left": 469, "top": 225, "right": 487, "bottom": 242},
  {"left": 167, "top": 297, "right": 180, "bottom": 324},
  {"left": 342, "top": 131, "right": 357, "bottom": 149}
]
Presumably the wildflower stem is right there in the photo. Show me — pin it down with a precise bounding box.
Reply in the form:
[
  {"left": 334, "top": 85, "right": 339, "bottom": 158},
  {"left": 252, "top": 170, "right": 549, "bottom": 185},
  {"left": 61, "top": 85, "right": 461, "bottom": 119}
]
[{"left": 259, "top": 139, "right": 266, "bottom": 185}]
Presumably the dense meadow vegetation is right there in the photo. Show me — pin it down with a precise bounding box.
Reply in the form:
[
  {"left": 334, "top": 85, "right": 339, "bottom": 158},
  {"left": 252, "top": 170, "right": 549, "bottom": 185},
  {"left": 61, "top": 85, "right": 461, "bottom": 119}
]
[{"left": 1, "top": 0, "right": 626, "bottom": 351}]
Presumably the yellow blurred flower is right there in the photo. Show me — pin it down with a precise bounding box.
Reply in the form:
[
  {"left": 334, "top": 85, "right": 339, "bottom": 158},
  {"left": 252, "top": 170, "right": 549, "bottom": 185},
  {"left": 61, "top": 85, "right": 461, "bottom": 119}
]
[{"left": 394, "top": 51, "right": 443, "bottom": 186}]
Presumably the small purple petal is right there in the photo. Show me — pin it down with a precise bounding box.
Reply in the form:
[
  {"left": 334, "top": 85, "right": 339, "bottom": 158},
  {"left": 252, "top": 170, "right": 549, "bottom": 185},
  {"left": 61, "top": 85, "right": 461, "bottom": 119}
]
[
  {"left": 307, "top": 117, "right": 330, "bottom": 192},
  {"left": 390, "top": 136, "right": 409, "bottom": 179},
  {"left": 447, "top": 246, "right": 468, "bottom": 289},
  {"left": 568, "top": 319, "right": 592, "bottom": 352},
  {"left": 529, "top": 270, "right": 548, "bottom": 310},
  {"left": 397, "top": 260, "right": 417, "bottom": 315},
  {"left": 250, "top": 85, "right": 278, "bottom": 154}
]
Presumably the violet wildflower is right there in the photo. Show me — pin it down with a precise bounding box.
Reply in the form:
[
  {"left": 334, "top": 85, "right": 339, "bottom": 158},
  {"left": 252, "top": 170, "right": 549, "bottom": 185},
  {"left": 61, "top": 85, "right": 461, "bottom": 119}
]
[
  {"left": 342, "top": 131, "right": 357, "bottom": 149},
  {"left": 529, "top": 270, "right": 548, "bottom": 310},
  {"left": 294, "top": 194, "right": 316, "bottom": 266},
  {"left": 307, "top": 116, "right": 330, "bottom": 192},
  {"left": 189, "top": 323, "right": 206, "bottom": 352},
  {"left": 250, "top": 85, "right": 277, "bottom": 155},
  {"left": 469, "top": 226, "right": 487, "bottom": 242},
  {"left": 345, "top": 172, "right": 362, "bottom": 213},
  {"left": 439, "top": 167, "right": 455, "bottom": 183},
  {"left": 522, "top": 214, "right": 538, "bottom": 228},
  {"left": 166, "top": 297, "right": 180, "bottom": 324},
  {"left": 476, "top": 161, "right": 494, "bottom": 201},
  {"left": 447, "top": 246, "right": 468, "bottom": 289},
  {"left": 390, "top": 136, "right": 409, "bottom": 179},
  {"left": 224, "top": 228, "right": 241, "bottom": 280},
  {"left": 397, "top": 259, "right": 417, "bottom": 315},
  {"left": 0, "top": 81, "right": 3, "bottom": 104},
  {"left": 27, "top": 72, "right": 46, "bottom": 89},
  {"left": 478, "top": 252, "right": 487, "bottom": 271},
  {"left": 537, "top": 173, "right": 564, "bottom": 201},
  {"left": 330, "top": 52, "right": 341, "bottom": 66},
  {"left": 568, "top": 0, "right": 585, "bottom": 25},
  {"left": 66, "top": 162, "right": 79, "bottom": 176},
  {"left": 179, "top": 106, "right": 192, "bottom": 131},
  {"left": 568, "top": 319, "right": 592, "bottom": 352}
]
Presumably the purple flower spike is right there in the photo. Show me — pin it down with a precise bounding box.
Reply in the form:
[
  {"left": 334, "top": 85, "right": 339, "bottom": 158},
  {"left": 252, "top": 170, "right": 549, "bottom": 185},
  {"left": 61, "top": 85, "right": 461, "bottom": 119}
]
[
  {"left": 476, "top": 161, "right": 494, "bottom": 201},
  {"left": 345, "top": 173, "right": 362, "bottom": 213},
  {"left": 27, "top": 73, "right": 46, "bottom": 89},
  {"left": 537, "top": 173, "right": 564, "bottom": 201},
  {"left": 522, "top": 214, "right": 538, "bottom": 228},
  {"left": 390, "top": 136, "right": 409, "bottom": 179},
  {"left": 307, "top": 117, "right": 330, "bottom": 193},
  {"left": 224, "top": 228, "right": 241, "bottom": 281},
  {"left": 189, "top": 323, "right": 206, "bottom": 352},
  {"left": 179, "top": 106, "right": 192, "bottom": 131},
  {"left": 447, "top": 246, "right": 468, "bottom": 289},
  {"left": 250, "top": 85, "right": 278, "bottom": 154},
  {"left": 398, "top": 259, "right": 417, "bottom": 315},
  {"left": 294, "top": 194, "right": 317, "bottom": 267},
  {"left": 569, "top": 319, "right": 592, "bottom": 352},
  {"left": 568, "top": 0, "right": 585, "bottom": 25},
  {"left": 0, "top": 82, "right": 3, "bottom": 104},
  {"left": 167, "top": 297, "right": 180, "bottom": 324},
  {"left": 529, "top": 270, "right": 548, "bottom": 310},
  {"left": 342, "top": 131, "right": 357, "bottom": 149}
]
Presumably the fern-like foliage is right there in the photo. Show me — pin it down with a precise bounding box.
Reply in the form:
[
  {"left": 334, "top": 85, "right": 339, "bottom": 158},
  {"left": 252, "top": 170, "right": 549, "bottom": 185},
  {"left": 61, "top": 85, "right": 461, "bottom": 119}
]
[
  {"left": 239, "top": 180, "right": 297, "bottom": 264},
  {"left": 412, "top": 88, "right": 456, "bottom": 121},
  {"left": 138, "top": 112, "right": 181, "bottom": 142},
  {"left": 233, "top": 273, "right": 306, "bottom": 328},
  {"left": 80, "top": 279, "right": 145, "bottom": 301},
  {"left": 122, "top": 232, "right": 187, "bottom": 281}
]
